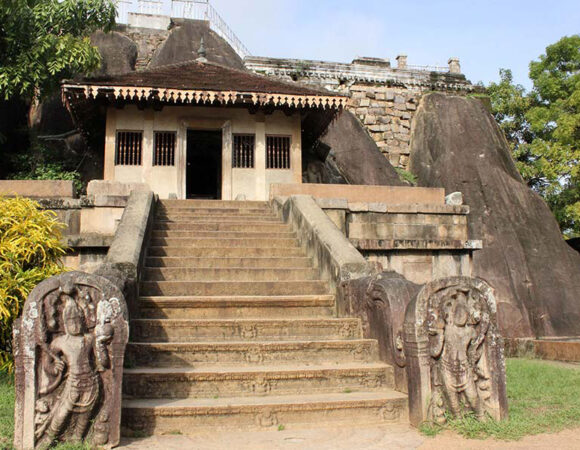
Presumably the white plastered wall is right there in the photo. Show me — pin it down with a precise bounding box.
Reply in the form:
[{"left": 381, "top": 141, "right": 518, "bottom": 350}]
[{"left": 104, "top": 105, "right": 302, "bottom": 200}]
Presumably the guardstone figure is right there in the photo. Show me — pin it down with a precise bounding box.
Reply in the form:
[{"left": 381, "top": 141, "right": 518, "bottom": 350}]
[
  {"left": 13, "top": 272, "right": 128, "bottom": 449},
  {"left": 403, "top": 277, "right": 507, "bottom": 426}
]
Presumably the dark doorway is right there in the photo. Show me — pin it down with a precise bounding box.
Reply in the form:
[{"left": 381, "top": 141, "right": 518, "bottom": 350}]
[{"left": 186, "top": 129, "right": 222, "bottom": 199}]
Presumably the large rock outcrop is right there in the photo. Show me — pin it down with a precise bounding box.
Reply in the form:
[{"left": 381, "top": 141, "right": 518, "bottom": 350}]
[
  {"left": 90, "top": 31, "right": 138, "bottom": 76},
  {"left": 316, "top": 111, "right": 405, "bottom": 186},
  {"left": 149, "top": 19, "right": 244, "bottom": 70},
  {"left": 409, "top": 93, "right": 580, "bottom": 338}
]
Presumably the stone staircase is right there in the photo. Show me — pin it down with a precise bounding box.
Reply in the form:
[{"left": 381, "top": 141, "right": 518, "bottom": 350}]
[{"left": 121, "top": 200, "right": 408, "bottom": 435}]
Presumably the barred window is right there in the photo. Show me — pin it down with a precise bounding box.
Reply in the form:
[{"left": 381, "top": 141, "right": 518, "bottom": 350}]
[
  {"left": 266, "top": 136, "right": 291, "bottom": 169},
  {"left": 154, "top": 131, "right": 176, "bottom": 166},
  {"left": 115, "top": 131, "right": 143, "bottom": 166},
  {"left": 232, "top": 134, "right": 255, "bottom": 168}
]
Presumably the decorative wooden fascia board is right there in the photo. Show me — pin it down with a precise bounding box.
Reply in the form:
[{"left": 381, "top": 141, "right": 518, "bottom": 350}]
[{"left": 62, "top": 84, "right": 346, "bottom": 110}]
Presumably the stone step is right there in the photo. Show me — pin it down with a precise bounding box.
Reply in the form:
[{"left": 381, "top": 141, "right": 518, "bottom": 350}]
[
  {"left": 151, "top": 230, "right": 296, "bottom": 239},
  {"left": 122, "top": 363, "right": 393, "bottom": 399},
  {"left": 126, "top": 339, "right": 378, "bottom": 367},
  {"left": 140, "top": 280, "right": 329, "bottom": 297},
  {"left": 157, "top": 207, "right": 273, "bottom": 215},
  {"left": 147, "top": 246, "right": 307, "bottom": 258},
  {"left": 148, "top": 237, "right": 300, "bottom": 248},
  {"left": 155, "top": 215, "right": 280, "bottom": 223},
  {"left": 142, "top": 267, "right": 320, "bottom": 282},
  {"left": 139, "top": 295, "right": 336, "bottom": 319},
  {"left": 145, "top": 256, "right": 314, "bottom": 269},
  {"left": 121, "top": 391, "right": 408, "bottom": 435},
  {"left": 159, "top": 200, "right": 268, "bottom": 208},
  {"left": 130, "top": 318, "right": 361, "bottom": 342},
  {"left": 153, "top": 222, "right": 291, "bottom": 232}
]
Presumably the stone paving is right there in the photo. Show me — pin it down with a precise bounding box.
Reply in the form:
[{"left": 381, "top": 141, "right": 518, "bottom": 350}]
[{"left": 119, "top": 424, "right": 580, "bottom": 450}]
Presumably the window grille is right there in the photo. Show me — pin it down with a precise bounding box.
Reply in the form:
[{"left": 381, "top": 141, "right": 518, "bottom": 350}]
[
  {"left": 233, "top": 134, "right": 255, "bottom": 168},
  {"left": 266, "top": 136, "right": 291, "bottom": 169},
  {"left": 115, "top": 131, "right": 143, "bottom": 166},
  {"left": 154, "top": 131, "right": 176, "bottom": 166}
]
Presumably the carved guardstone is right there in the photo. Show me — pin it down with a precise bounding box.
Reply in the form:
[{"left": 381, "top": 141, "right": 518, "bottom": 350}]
[
  {"left": 13, "top": 272, "right": 129, "bottom": 449},
  {"left": 403, "top": 277, "right": 507, "bottom": 426}
]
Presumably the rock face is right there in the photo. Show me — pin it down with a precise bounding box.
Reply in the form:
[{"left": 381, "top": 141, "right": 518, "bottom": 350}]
[
  {"left": 149, "top": 19, "right": 245, "bottom": 70},
  {"left": 90, "top": 31, "right": 138, "bottom": 76},
  {"left": 317, "top": 111, "right": 405, "bottom": 186},
  {"left": 410, "top": 93, "right": 580, "bottom": 338}
]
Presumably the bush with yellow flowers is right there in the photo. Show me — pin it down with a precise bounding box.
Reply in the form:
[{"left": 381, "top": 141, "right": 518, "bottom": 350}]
[{"left": 0, "top": 197, "right": 67, "bottom": 372}]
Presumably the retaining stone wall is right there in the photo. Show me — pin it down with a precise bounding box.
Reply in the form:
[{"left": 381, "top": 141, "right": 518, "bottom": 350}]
[
  {"left": 121, "top": 27, "right": 170, "bottom": 70},
  {"left": 245, "top": 57, "right": 476, "bottom": 170},
  {"left": 347, "top": 84, "right": 423, "bottom": 168}
]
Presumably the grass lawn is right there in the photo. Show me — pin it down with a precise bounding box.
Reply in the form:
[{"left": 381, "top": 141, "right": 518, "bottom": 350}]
[
  {"left": 0, "top": 372, "right": 89, "bottom": 450},
  {"left": 1, "top": 358, "right": 580, "bottom": 445},
  {"left": 0, "top": 373, "right": 14, "bottom": 449},
  {"left": 421, "top": 358, "right": 580, "bottom": 440}
]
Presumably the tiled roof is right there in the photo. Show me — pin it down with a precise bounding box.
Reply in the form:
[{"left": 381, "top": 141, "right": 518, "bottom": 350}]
[{"left": 68, "top": 60, "right": 344, "bottom": 98}]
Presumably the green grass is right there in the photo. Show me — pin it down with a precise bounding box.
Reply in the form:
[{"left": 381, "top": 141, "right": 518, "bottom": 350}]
[
  {"left": 0, "top": 373, "right": 14, "bottom": 449},
  {"left": 0, "top": 373, "right": 92, "bottom": 449},
  {"left": 394, "top": 167, "right": 417, "bottom": 186},
  {"left": 420, "top": 358, "right": 580, "bottom": 440}
]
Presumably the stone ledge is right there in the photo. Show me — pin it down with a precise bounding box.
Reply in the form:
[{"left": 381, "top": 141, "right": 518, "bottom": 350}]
[
  {"left": 0, "top": 180, "right": 74, "bottom": 198},
  {"left": 271, "top": 184, "right": 446, "bottom": 206},
  {"left": 62, "top": 233, "right": 114, "bottom": 248},
  {"left": 506, "top": 337, "right": 580, "bottom": 362},
  {"left": 350, "top": 239, "right": 483, "bottom": 250},
  {"left": 313, "top": 198, "right": 470, "bottom": 215}
]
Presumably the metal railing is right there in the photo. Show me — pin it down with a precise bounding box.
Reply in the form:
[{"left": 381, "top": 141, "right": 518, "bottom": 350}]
[
  {"left": 407, "top": 64, "right": 448, "bottom": 73},
  {"left": 115, "top": 0, "right": 133, "bottom": 24},
  {"left": 114, "top": 0, "right": 250, "bottom": 58},
  {"left": 138, "top": 0, "right": 163, "bottom": 15}
]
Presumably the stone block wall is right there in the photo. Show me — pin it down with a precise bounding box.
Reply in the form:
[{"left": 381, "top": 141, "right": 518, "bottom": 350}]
[
  {"left": 245, "top": 56, "right": 477, "bottom": 170},
  {"left": 316, "top": 199, "right": 481, "bottom": 285},
  {"left": 121, "top": 26, "right": 170, "bottom": 70},
  {"left": 347, "top": 85, "right": 422, "bottom": 168}
]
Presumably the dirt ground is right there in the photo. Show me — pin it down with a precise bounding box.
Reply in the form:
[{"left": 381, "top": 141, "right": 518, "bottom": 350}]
[{"left": 119, "top": 424, "right": 580, "bottom": 450}]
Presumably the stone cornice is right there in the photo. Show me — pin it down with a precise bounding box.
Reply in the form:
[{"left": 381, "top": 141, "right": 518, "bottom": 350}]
[{"left": 245, "top": 56, "right": 475, "bottom": 92}]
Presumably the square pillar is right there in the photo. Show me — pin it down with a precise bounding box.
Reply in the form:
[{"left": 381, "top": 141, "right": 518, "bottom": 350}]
[
  {"left": 255, "top": 117, "right": 266, "bottom": 200},
  {"left": 104, "top": 108, "right": 117, "bottom": 180}
]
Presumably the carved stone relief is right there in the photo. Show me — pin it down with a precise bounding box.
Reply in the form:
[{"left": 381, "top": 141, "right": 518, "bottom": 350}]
[
  {"left": 403, "top": 276, "right": 507, "bottom": 426},
  {"left": 13, "top": 272, "right": 129, "bottom": 449}
]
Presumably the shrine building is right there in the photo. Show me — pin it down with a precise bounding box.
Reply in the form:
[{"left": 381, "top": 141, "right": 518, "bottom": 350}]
[{"left": 62, "top": 59, "right": 345, "bottom": 200}]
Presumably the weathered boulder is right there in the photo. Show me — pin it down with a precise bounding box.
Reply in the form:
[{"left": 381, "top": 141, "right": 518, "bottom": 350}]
[
  {"left": 149, "top": 19, "right": 245, "bottom": 70},
  {"left": 90, "top": 31, "right": 138, "bottom": 76},
  {"left": 27, "top": 31, "right": 137, "bottom": 186},
  {"left": 317, "top": 111, "right": 405, "bottom": 186},
  {"left": 409, "top": 93, "right": 580, "bottom": 338}
]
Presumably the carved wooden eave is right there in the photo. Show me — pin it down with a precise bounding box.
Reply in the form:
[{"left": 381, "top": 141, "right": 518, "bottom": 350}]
[{"left": 62, "top": 84, "right": 346, "bottom": 110}]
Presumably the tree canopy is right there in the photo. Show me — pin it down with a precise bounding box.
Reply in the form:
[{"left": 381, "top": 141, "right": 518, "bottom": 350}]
[
  {"left": 0, "top": 0, "right": 116, "bottom": 101},
  {"left": 488, "top": 35, "right": 580, "bottom": 237}
]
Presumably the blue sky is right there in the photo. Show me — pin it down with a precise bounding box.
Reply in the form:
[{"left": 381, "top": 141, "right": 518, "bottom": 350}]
[{"left": 206, "top": 0, "right": 579, "bottom": 90}]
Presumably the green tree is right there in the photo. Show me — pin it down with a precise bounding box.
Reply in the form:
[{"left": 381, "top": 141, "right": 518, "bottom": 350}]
[
  {"left": 0, "top": 0, "right": 116, "bottom": 101},
  {"left": 488, "top": 35, "right": 580, "bottom": 237}
]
